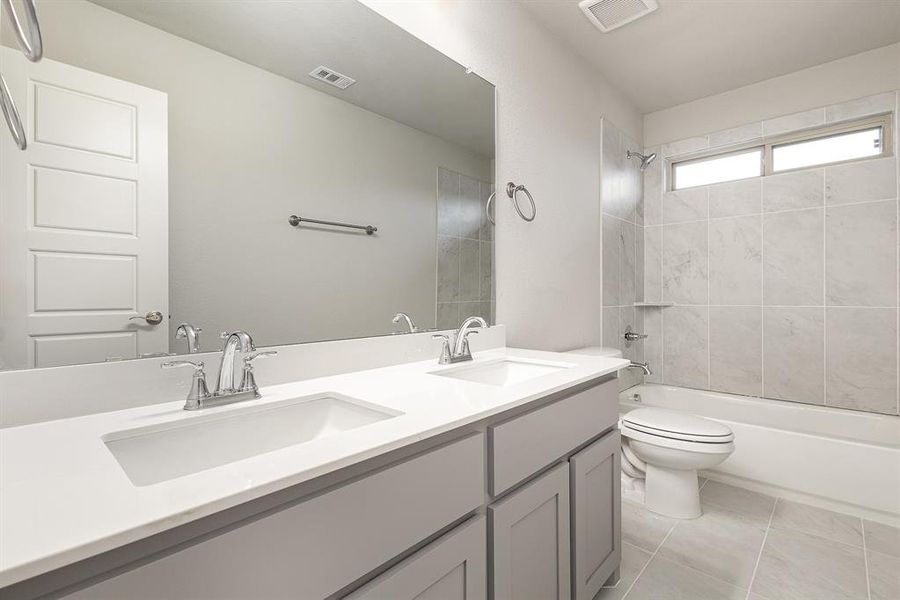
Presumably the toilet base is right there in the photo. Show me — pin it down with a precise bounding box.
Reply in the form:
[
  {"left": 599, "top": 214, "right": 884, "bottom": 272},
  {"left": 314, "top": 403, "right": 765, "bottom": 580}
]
[{"left": 644, "top": 464, "right": 701, "bottom": 519}]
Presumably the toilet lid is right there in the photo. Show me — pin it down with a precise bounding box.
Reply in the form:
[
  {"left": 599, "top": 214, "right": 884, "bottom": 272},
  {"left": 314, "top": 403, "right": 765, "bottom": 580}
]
[{"left": 621, "top": 408, "right": 734, "bottom": 443}]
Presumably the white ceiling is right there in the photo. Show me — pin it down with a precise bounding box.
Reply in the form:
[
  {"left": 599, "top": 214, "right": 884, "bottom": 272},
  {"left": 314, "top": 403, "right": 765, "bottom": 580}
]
[
  {"left": 520, "top": 0, "right": 900, "bottom": 114},
  {"left": 89, "top": 0, "right": 495, "bottom": 157}
]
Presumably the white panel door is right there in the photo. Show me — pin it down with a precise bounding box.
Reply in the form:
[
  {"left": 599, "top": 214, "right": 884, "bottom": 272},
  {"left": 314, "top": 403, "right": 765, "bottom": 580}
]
[{"left": 0, "top": 47, "right": 168, "bottom": 369}]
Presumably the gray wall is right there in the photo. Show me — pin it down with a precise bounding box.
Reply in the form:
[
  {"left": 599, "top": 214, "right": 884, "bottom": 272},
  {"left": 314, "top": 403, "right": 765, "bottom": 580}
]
[
  {"left": 436, "top": 168, "right": 494, "bottom": 329},
  {"left": 10, "top": 0, "right": 491, "bottom": 350},
  {"left": 640, "top": 91, "right": 899, "bottom": 416}
]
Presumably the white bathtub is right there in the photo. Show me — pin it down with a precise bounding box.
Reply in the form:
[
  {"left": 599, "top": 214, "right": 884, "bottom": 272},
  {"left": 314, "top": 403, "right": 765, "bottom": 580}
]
[{"left": 619, "top": 384, "right": 900, "bottom": 525}]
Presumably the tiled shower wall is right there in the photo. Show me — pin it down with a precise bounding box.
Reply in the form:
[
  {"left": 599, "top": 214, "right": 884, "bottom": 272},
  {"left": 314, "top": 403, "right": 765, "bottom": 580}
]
[
  {"left": 641, "top": 91, "right": 900, "bottom": 415},
  {"left": 600, "top": 119, "right": 645, "bottom": 389},
  {"left": 436, "top": 167, "right": 495, "bottom": 329}
]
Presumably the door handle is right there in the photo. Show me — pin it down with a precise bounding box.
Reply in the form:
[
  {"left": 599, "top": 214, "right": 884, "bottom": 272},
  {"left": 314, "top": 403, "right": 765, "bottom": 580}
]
[{"left": 129, "top": 311, "right": 164, "bottom": 326}]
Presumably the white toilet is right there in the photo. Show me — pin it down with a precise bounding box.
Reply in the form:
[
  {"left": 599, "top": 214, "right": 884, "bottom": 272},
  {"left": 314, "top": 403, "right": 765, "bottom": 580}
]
[
  {"left": 565, "top": 346, "right": 735, "bottom": 519},
  {"left": 620, "top": 408, "right": 734, "bottom": 518}
]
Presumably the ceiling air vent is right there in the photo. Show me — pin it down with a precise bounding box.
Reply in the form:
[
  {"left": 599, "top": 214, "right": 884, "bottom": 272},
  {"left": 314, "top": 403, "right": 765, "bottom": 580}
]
[
  {"left": 578, "top": 0, "right": 658, "bottom": 33},
  {"left": 308, "top": 65, "right": 356, "bottom": 90}
]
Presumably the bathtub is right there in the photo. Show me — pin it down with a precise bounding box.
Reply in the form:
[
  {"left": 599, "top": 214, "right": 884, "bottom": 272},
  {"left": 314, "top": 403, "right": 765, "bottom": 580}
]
[{"left": 619, "top": 384, "right": 900, "bottom": 525}]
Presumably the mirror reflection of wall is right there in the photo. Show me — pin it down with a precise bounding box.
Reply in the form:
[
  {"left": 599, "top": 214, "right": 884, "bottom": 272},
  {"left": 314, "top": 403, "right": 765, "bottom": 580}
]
[{"left": 0, "top": 0, "right": 495, "bottom": 371}]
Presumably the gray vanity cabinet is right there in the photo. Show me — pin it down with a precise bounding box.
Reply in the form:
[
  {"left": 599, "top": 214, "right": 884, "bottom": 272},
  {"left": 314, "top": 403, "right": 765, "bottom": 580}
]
[
  {"left": 489, "top": 462, "right": 571, "bottom": 600},
  {"left": 570, "top": 430, "right": 621, "bottom": 600},
  {"left": 344, "top": 516, "right": 486, "bottom": 600}
]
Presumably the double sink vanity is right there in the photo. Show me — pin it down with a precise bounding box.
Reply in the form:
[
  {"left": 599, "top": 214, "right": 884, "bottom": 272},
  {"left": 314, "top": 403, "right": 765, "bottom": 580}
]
[{"left": 0, "top": 331, "right": 628, "bottom": 599}]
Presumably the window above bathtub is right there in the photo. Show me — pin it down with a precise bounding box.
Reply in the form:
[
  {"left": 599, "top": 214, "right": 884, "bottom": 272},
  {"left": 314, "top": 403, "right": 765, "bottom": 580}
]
[{"left": 670, "top": 114, "right": 893, "bottom": 190}]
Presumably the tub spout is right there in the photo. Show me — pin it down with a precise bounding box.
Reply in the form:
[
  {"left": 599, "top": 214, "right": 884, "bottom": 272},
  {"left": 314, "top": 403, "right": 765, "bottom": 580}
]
[{"left": 626, "top": 361, "right": 652, "bottom": 375}]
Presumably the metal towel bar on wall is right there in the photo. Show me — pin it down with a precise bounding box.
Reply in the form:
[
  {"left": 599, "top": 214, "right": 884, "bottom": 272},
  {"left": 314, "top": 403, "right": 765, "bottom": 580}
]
[
  {"left": 288, "top": 215, "right": 377, "bottom": 235},
  {"left": 1, "top": 0, "right": 43, "bottom": 62},
  {"left": 1, "top": 0, "right": 44, "bottom": 151}
]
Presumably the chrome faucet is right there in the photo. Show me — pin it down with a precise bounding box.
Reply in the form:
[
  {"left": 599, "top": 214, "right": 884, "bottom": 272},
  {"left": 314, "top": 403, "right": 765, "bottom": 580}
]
[
  {"left": 626, "top": 361, "right": 652, "bottom": 375},
  {"left": 175, "top": 322, "right": 202, "bottom": 353},
  {"left": 216, "top": 331, "right": 255, "bottom": 394},
  {"left": 162, "top": 330, "right": 277, "bottom": 410},
  {"left": 392, "top": 312, "right": 419, "bottom": 333},
  {"left": 433, "top": 316, "right": 488, "bottom": 364}
]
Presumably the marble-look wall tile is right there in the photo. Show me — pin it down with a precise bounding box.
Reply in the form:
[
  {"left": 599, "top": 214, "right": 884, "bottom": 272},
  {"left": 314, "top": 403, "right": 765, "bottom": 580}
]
[
  {"left": 709, "top": 307, "right": 762, "bottom": 396},
  {"left": 602, "top": 307, "right": 620, "bottom": 350},
  {"left": 644, "top": 226, "right": 663, "bottom": 303},
  {"left": 437, "top": 168, "right": 460, "bottom": 237},
  {"left": 663, "top": 306, "right": 709, "bottom": 389},
  {"left": 763, "top": 307, "right": 825, "bottom": 405},
  {"left": 826, "top": 199, "right": 898, "bottom": 307},
  {"left": 458, "top": 175, "right": 482, "bottom": 239},
  {"left": 436, "top": 235, "right": 460, "bottom": 301},
  {"left": 708, "top": 178, "right": 761, "bottom": 218},
  {"left": 602, "top": 119, "right": 641, "bottom": 223},
  {"left": 479, "top": 181, "right": 494, "bottom": 241},
  {"left": 708, "top": 122, "right": 763, "bottom": 148},
  {"left": 709, "top": 215, "right": 762, "bottom": 305},
  {"left": 662, "top": 136, "right": 709, "bottom": 158},
  {"left": 436, "top": 302, "right": 459, "bottom": 330},
  {"left": 620, "top": 306, "right": 639, "bottom": 361},
  {"left": 459, "top": 301, "right": 491, "bottom": 324},
  {"left": 762, "top": 107, "right": 825, "bottom": 137},
  {"left": 762, "top": 169, "right": 824, "bottom": 213},
  {"left": 663, "top": 187, "right": 708, "bottom": 224},
  {"left": 479, "top": 241, "right": 493, "bottom": 303},
  {"left": 825, "top": 91, "right": 897, "bottom": 123},
  {"left": 825, "top": 157, "right": 897, "bottom": 205},
  {"left": 643, "top": 146, "right": 663, "bottom": 225},
  {"left": 825, "top": 307, "right": 898, "bottom": 414},
  {"left": 763, "top": 208, "right": 824, "bottom": 305},
  {"left": 602, "top": 216, "right": 621, "bottom": 307},
  {"left": 458, "top": 238, "right": 480, "bottom": 302},
  {"left": 621, "top": 220, "right": 637, "bottom": 305},
  {"left": 636, "top": 227, "right": 645, "bottom": 302},
  {"left": 642, "top": 308, "right": 663, "bottom": 383},
  {"left": 662, "top": 221, "right": 708, "bottom": 304}
]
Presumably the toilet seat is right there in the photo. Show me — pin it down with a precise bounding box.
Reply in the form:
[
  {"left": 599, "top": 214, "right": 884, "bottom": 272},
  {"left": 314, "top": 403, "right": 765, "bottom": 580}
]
[{"left": 621, "top": 408, "right": 734, "bottom": 444}]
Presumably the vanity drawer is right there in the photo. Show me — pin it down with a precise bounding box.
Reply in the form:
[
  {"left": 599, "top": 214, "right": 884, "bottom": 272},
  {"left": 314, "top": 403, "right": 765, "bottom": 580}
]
[
  {"left": 489, "top": 380, "right": 617, "bottom": 496},
  {"left": 66, "top": 433, "right": 485, "bottom": 600}
]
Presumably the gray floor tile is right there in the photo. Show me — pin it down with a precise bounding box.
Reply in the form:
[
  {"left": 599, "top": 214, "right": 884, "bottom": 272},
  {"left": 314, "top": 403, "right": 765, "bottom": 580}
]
[
  {"left": 625, "top": 555, "right": 746, "bottom": 600},
  {"left": 751, "top": 527, "right": 868, "bottom": 600},
  {"left": 622, "top": 500, "right": 677, "bottom": 553},
  {"left": 699, "top": 481, "right": 776, "bottom": 526},
  {"left": 864, "top": 519, "right": 900, "bottom": 558},
  {"left": 770, "top": 499, "right": 863, "bottom": 547},
  {"left": 657, "top": 503, "right": 766, "bottom": 588},
  {"left": 868, "top": 550, "right": 900, "bottom": 600},
  {"left": 595, "top": 542, "right": 652, "bottom": 600}
]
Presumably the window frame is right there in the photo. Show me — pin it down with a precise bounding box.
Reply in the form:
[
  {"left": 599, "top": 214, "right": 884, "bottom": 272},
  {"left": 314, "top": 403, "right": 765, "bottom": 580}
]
[{"left": 669, "top": 113, "right": 893, "bottom": 191}]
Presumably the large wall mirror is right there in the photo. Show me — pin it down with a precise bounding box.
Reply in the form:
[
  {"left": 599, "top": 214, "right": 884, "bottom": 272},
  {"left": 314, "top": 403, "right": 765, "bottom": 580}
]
[{"left": 0, "top": 0, "right": 496, "bottom": 371}]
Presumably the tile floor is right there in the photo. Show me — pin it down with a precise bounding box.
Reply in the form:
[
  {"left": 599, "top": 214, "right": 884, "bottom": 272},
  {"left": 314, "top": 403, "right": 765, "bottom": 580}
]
[{"left": 599, "top": 479, "right": 900, "bottom": 600}]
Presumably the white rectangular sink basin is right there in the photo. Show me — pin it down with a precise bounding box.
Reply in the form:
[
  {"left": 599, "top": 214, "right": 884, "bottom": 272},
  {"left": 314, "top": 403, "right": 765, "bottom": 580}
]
[
  {"left": 103, "top": 394, "right": 401, "bottom": 486},
  {"left": 432, "top": 358, "right": 573, "bottom": 387}
]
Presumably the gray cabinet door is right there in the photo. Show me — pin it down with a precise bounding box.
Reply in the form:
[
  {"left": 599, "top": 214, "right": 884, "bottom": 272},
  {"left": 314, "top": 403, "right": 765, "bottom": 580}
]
[
  {"left": 345, "top": 516, "right": 487, "bottom": 600},
  {"left": 489, "top": 462, "right": 571, "bottom": 600},
  {"left": 570, "top": 430, "right": 621, "bottom": 600}
]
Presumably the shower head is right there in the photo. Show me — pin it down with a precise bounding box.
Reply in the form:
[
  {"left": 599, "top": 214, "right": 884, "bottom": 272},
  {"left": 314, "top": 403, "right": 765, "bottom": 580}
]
[{"left": 627, "top": 150, "right": 657, "bottom": 171}]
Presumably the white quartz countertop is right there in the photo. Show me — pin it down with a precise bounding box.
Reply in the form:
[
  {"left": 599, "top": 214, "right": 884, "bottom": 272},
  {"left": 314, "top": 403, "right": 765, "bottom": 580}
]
[{"left": 0, "top": 347, "right": 627, "bottom": 586}]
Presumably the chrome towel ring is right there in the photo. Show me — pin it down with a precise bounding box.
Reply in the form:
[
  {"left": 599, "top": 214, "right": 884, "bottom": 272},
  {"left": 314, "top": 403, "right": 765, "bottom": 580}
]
[
  {"left": 485, "top": 191, "right": 496, "bottom": 225},
  {"left": 506, "top": 182, "right": 536, "bottom": 222},
  {"left": 1, "top": 0, "right": 43, "bottom": 62},
  {"left": 0, "top": 74, "right": 26, "bottom": 150}
]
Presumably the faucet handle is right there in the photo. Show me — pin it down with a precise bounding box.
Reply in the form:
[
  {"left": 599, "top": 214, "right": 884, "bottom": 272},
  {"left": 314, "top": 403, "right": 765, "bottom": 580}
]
[
  {"left": 162, "top": 361, "right": 211, "bottom": 410},
  {"left": 432, "top": 334, "right": 452, "bottom": 365},
  {"left": 161, "top": 359, "right": 204, "bottom": 371},
  {"left": 244, "top": 350, "right": 278, "bottom": 364}
]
